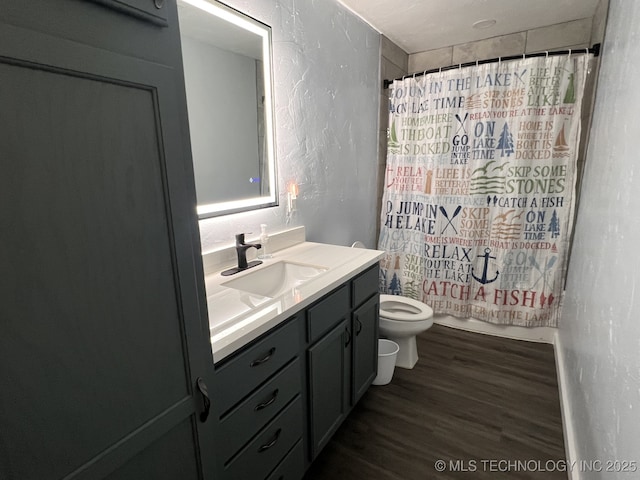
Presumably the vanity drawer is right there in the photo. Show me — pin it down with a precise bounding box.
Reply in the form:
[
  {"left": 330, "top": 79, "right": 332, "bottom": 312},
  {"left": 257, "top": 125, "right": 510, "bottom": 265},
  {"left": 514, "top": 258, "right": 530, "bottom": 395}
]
[
  {"left": 218, "top": 358, "right": 302, "bottom": 463},
  {"left": 221, "top": 396, "right": 303, "bottom": 480},
  {"left": 307, "top": 285, "right": 350, "bottom": 343},
  {"left": 214, "top": 318, "right": 301, "bottom": 415},
  {"left": 351, "top": 263, "right": 379, "bottom": 308},
  {"left": 265, "top": 439, "right": 304, "bottom": 480}
]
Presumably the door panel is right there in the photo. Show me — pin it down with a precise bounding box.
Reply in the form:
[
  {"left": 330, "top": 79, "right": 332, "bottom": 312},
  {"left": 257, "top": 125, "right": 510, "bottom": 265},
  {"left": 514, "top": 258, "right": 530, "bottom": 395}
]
[
  {"left": 0, "top": 15, "right": 214, "bottom": 480},
  {"left": 104, "top": 420, "right": 200, "bottom": 480}
]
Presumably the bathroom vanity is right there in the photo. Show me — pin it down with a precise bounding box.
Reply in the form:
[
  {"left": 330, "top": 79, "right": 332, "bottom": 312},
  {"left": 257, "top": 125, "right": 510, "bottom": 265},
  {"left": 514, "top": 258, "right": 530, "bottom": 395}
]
[{"left": 203, "top": 237, "right": 383, "bottom": 478}]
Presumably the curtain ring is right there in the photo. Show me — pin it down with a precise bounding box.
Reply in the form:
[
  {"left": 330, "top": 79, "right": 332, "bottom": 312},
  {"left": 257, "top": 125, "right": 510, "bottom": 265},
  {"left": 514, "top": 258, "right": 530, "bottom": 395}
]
[
  {"left": 585, "top": 47, "right": 589, "bottom": 55},
  {"left": 568, "top": 48, "right": 572, "bottom": 57},
  {"left": 458, "top": 63, "right": 462, "bottom": 70},
  {"left": 498, "top": 56, "right": 501, "bottom": 67},
  {"left": 545, "top": 51, "right": 549, "bottom": 58},
  {"left": 476, "top": 60, "right": 479, "bottom": 67},
  {"left": 522, "top": 53, "right": 526, "bottom": 60}
]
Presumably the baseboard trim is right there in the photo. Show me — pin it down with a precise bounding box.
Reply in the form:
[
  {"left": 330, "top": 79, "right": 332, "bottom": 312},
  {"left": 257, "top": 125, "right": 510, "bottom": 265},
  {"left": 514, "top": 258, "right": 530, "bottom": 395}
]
[
  {"left": 433, "top": 315, "right": 556, "bottom": 343},
  {"left": 553, "top": 331, "right": 580, "bottom": 480}
]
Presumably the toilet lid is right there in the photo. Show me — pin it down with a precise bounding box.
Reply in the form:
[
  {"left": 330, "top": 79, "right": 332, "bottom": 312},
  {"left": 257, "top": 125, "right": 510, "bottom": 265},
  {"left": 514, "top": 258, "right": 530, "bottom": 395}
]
[{"left": 379, "top": 294, "right": 434, "bottom": 322}]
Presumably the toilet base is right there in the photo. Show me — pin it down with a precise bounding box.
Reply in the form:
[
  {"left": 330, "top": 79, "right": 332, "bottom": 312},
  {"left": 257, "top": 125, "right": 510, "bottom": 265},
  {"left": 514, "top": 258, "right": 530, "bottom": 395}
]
[{"left": 386, "top": 335, "right": 419, "bottom": 369}]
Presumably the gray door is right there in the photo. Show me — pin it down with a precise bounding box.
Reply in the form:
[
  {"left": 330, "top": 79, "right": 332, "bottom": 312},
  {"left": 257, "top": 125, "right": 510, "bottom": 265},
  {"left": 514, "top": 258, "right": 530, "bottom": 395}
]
[{"left": 0, "top": 13, "right": 215, "bottom": 480}]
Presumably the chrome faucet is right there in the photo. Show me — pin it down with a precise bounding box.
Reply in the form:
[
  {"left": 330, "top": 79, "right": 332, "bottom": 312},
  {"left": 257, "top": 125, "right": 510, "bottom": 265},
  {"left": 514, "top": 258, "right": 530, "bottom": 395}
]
[
  {"left": 235, "top": 233, "right": 262, "bottom": 269},
  {"left": 221, "top": 233, "right": 262, "bottom": 276}
]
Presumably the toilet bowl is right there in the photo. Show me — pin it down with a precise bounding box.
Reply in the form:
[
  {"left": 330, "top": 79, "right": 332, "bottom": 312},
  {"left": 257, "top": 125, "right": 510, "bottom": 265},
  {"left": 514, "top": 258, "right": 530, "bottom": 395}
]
[{"left": 379, "top": 294, "right": 434, "bottom": 369}]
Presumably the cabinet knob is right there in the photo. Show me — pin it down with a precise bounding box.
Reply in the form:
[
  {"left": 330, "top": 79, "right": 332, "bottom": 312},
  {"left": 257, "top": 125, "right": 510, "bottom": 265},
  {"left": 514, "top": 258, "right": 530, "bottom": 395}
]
[{"left": 355, "top": 318, "right": 363, "bottom": 335}]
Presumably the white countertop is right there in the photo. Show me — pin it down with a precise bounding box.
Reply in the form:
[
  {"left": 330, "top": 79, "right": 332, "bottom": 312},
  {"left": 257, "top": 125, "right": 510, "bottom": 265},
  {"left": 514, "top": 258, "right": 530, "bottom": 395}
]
[{"left": 205, "top": 241, "right": 384, "bottom": 362}]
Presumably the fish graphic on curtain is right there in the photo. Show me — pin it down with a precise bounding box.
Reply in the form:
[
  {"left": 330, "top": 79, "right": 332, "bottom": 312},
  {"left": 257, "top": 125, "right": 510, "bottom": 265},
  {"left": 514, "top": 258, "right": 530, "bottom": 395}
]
[{"left": 378, "top": 54, "right": 591, "bottom": 327}]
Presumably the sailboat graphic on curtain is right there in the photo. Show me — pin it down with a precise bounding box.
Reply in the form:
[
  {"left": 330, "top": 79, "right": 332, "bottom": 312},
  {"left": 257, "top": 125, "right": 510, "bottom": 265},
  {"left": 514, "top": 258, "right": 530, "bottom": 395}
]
[{"left": 378, "top": 54, "right": 591, "bottom": 327}]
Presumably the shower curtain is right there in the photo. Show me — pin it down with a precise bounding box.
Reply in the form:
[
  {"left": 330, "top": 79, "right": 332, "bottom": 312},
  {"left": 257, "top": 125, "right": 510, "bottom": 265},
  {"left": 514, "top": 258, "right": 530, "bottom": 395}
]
[{"left": 378, "top": 54, "right": 590, "bottom": 327}]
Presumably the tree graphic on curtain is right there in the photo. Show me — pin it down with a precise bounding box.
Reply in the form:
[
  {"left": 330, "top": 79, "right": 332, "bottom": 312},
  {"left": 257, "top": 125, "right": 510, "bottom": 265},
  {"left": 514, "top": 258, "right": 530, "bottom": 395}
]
[
  {"left": 564, "top": 73, "right": 576, "bottom": 103},
  {"left": 548, "top": 210, "right": 560, "bottom": 238},
  {"left": 388, "top": 273, "right": 402, "bottom": 295},
  {"left": 497, "top": 123, "right": 514, "bottom": 157}
]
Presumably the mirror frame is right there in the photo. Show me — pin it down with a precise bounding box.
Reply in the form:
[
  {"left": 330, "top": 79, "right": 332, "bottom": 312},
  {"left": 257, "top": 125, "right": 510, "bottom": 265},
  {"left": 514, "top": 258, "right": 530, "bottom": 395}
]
[{"left": 180, "top": 0, "right": 278, "bottom": 218}]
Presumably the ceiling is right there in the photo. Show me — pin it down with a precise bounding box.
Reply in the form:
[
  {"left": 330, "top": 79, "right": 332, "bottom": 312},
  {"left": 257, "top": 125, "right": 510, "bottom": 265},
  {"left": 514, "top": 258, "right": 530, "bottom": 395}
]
[{"left": 337, "top": 0, "right": 600, "bottom": 54}]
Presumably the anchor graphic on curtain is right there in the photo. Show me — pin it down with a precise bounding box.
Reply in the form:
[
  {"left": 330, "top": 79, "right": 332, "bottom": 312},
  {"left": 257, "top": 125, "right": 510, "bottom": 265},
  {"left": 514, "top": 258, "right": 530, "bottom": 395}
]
[{"left": 471, "top": 248, "right": 499, "bottom": 285}]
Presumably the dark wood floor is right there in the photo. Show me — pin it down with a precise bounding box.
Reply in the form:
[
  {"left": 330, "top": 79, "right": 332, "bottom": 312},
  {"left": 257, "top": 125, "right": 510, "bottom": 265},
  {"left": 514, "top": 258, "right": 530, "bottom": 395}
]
[{"left": 304, "top": 325, "right": 566, "bottom": 480}]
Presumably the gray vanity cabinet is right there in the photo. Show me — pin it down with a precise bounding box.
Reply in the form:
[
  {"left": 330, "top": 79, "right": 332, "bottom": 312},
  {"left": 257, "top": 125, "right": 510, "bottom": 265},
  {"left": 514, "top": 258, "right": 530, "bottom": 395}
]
[
  {"left": 306, "top": 264, "right": 380, "bottom": 461},
  {"left": 209, "top": 263, "right": 380, "bottom": 478},
  {"left": 212, "top": 317, "right": 305, "bottom": 480},
  {"left": 0, "top": 2, "right": 216, "bottom": 479}
]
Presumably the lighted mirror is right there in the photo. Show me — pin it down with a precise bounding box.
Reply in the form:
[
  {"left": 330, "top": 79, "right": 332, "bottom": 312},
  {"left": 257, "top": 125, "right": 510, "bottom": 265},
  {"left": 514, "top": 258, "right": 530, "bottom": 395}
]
[{"left": 178, "top": 0, "right": 277, "bottom": 218}]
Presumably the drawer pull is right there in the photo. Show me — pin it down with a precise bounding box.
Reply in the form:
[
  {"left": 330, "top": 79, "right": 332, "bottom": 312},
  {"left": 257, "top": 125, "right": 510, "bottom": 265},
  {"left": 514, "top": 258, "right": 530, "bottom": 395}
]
[
  {"left": 254, "top": 389, "right": 279, "bottom": 411},
  {"left": 196, "top": 377, "right": 211, "bottom": 423},
  {"left": 258, "top": 428, "right": 281, "bottom": 452},
  {"left": 250, "top": 347, "right": 276, "bottom": 367},
  {"left": 344, "top": 327, "right": 351, "bottom": 347}
]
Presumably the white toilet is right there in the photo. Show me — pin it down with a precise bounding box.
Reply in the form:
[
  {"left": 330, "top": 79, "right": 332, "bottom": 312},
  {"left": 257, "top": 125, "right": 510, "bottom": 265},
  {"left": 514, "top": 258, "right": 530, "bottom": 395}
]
[{"left": 379, "top": 294, "right": 434, "bottom": 369}]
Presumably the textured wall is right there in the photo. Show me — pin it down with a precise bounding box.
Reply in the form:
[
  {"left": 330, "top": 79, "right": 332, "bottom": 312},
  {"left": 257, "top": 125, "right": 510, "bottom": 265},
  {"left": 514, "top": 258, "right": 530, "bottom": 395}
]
[
  {"left": 195, "top": 0, "right": 380, "bottom": 253},
  {"left": 559, "top": 0, "right": 640, "bottom": 477}
]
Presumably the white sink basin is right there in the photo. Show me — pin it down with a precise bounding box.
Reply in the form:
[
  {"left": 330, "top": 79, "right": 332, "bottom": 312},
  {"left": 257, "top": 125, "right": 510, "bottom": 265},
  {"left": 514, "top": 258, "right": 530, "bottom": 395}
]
[{"left": 221, "top": 261, "right": 328, "bottom": 298}]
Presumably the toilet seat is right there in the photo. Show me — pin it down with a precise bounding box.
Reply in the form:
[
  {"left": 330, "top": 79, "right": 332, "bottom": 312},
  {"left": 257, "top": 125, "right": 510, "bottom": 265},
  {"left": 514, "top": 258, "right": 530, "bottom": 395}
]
[{"left": 379, "top": 294, "right": 433, "bottom": 322}]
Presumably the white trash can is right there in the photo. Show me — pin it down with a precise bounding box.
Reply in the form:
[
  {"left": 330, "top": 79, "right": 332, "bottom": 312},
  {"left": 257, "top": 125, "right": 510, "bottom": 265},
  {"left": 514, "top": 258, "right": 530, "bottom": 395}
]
[{"left": 372, "top": 339, "right": 400, "bottom": 386}]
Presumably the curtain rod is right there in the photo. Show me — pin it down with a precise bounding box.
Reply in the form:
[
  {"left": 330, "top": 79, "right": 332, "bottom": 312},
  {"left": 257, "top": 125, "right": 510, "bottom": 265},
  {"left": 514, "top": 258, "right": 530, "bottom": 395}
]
[{"left": 383, "top": 43, "right": 601, "bottom": 89}]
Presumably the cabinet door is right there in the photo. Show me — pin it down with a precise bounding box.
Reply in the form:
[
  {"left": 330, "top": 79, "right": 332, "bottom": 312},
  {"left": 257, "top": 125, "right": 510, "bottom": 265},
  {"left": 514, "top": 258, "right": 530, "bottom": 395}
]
[
  {"left": 307, "top": 320, "right": 349, "bottom": 460},
  {"left": 0, "top": 8, "right": 215, "bottom": 480},
  {"left": 352, "top": 295, "right": 380, "bottom": 405}
]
